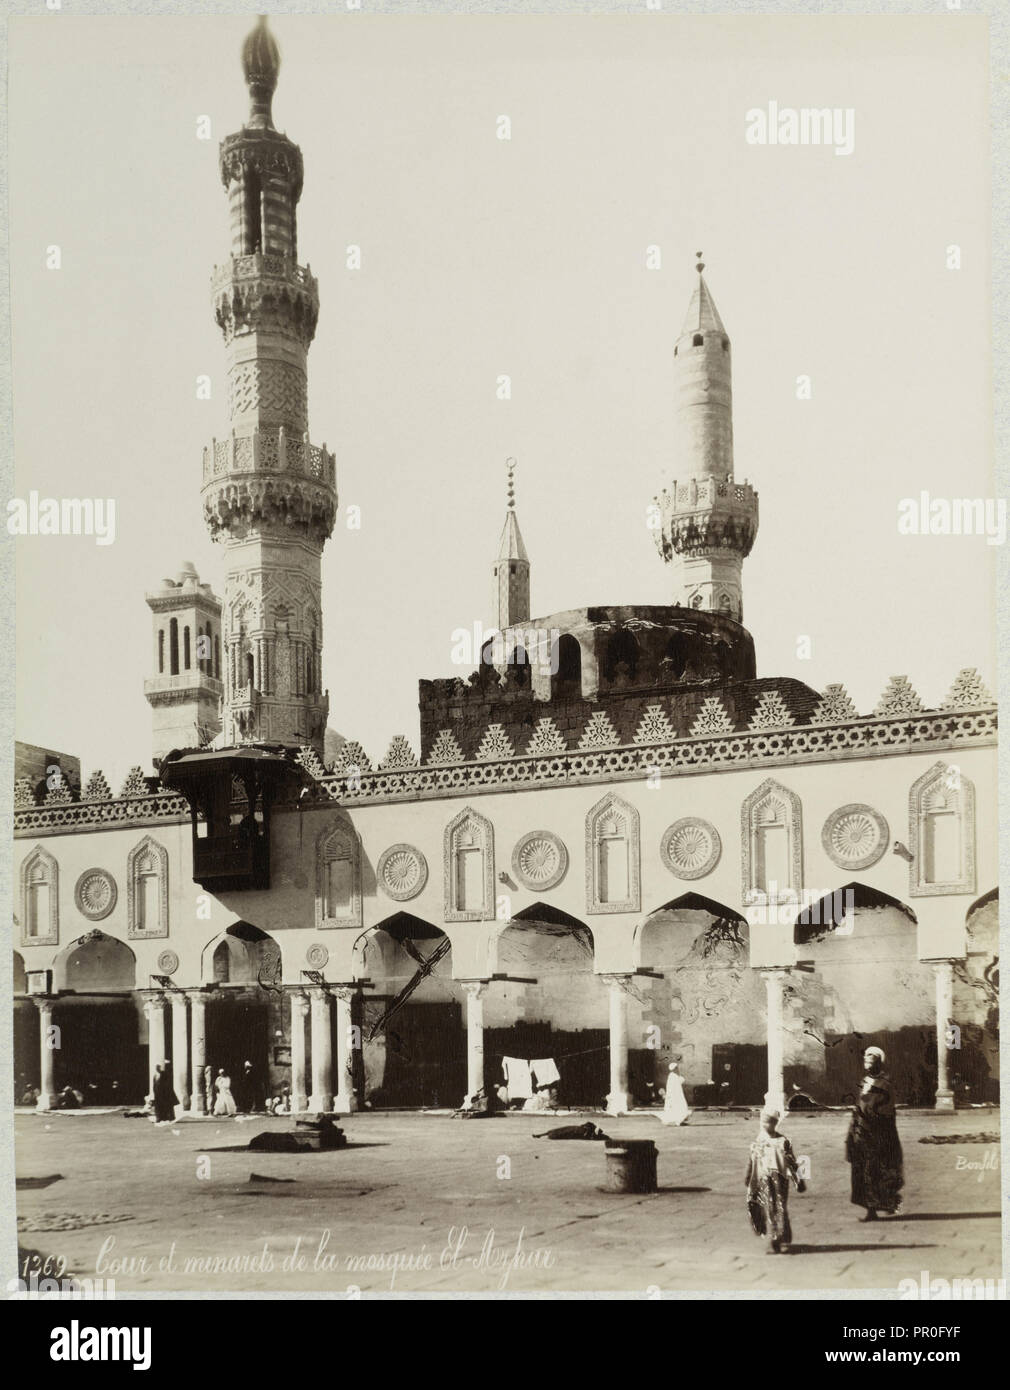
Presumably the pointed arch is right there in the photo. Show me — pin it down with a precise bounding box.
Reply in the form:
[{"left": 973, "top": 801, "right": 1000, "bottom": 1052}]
[
  {"left": 127, "top": 835, "right": 169, "bottom": 939},
  {"left": 315, "top": 816, "right": 363, "bottom": 929},
  {"left": 201, "top": 920, "right": 282, "bottom": 986},
  {"left": 741, "top": 778, "right": 803, "bottom": 903},
  {"left": 55, "top": 929, "right": 137, "bottom": 992},
  {"left": 794, "top": 881, "right": 916, "bottom": 946},
  {"left": 908, "top": 761, "right": 976, "bottom": 897},
  {"left": 20, "top": 844, "right": 59, "bottom": 946},
  {"left": 444, "top": 806, "right": 495, "bottom": 922},
  {"left": 586, "top": 792, "right": 640, "bottom": 914}
]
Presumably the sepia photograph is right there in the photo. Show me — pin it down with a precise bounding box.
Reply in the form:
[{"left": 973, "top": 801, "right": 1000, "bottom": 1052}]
[{"left": 2, "top": 1, "right": 1004, "bottom": 1340}]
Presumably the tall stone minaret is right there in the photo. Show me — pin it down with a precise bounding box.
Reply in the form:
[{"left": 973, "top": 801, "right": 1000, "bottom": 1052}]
[
  {"left": 494, "top": 459, "right": 530, "bottom": 633},
  {"left": 654, "top": 256, "right": 758, "bottom": 622},
  {"left": 201, "top": 18, "right": 336, "bottom": 752}
]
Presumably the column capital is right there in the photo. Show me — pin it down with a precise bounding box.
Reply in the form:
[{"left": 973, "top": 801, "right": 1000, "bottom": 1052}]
[
  {"left": 761, "top": 967, "right": 792, "bottom": 990},
  {"left": 141, "top": 990, "right": 168, "bottom": 1015},
  {"left": 287, "top": 986, "right": 310, "bottom": 1014},
  {"left": 600, "top": 972, "right": 635, "bottom": 989},
  {"left": 31, "top": 993, "right": 57, "bottom": 1014},
  {"left": 459, "top": 979, "right": 490, "bottom": 1000}
]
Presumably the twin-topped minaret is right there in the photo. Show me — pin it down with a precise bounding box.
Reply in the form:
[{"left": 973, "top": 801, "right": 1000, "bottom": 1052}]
[
  {"left": 200, "top": 18, "right": 336, "bottom": 752},
  {"left": 654, "top": 256, "right": 759, "bottom": 622}
]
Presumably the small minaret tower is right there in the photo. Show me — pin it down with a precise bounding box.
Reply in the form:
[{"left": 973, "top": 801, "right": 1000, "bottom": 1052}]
[
  {"left": 200, "top": 18, "right": 336, "bottom": 752},
  {"left": 144, "top": 563, "right": 223, "bottom": 761},
  {"left": 654, "top": 255, "right": 758, "bottom": 621},
  {"left": 494, "top": 458, "right": 530, "bottom": 633}
]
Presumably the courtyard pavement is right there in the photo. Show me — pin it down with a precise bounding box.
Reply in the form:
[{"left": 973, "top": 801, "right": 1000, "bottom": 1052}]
[{"left": 13, "top": 1106, "right": 1003, "bottom": 1295}]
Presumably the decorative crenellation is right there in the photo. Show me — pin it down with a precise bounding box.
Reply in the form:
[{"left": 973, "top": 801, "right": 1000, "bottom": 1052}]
[
  {"left": 941, "top": 668, "right": 993, "bottom": 710},
  {"left": 14, "top": 778, "right": 36, "bottom": 809},
  {"left": 330, "top": 740, "right": 373, "bottom": 776},
  {"left": 874, "top": 675, "right": 924, "bottom": 718},
  {"left": 809, "top": 684, "right": 860, "bottom": 725},
  {"left": 427, "top": 729, "right": 466, "bottom": 766},
  {"left": 689, "top": 695, "right": 734, "bottom": 736},
  {"left": 81, "top": 770, "right": 113, "bottom": 802},
  {"left": 748, "top": 690, "right": 796, "bottom": 732},
  {"left": 296, "top": 745, "right": 327, "bottom": 779},
  {"left": 379, "top": 735, "right": 418, "bottom": 770},
  {"left": 475, "top": 723, "right": 515, "bottom": 762},
  {"left": 633, "top": 703, "right": 677, "bottom": 745},
  {"left": 578, "top": 711, "right": 620, "bottom": 750},
  {"left": 120, "top": 767, "right": 150, "bottom": 799},
  {"left": 524, "top": 718, "right": 568, "bottom": 755}
]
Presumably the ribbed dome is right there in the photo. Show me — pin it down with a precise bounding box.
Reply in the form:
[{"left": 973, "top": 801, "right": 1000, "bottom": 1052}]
[{"left": 242, "top": 17, "right": 280, "bottom": 94}]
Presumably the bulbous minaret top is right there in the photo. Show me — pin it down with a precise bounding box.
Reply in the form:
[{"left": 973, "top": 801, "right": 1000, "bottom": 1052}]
[
  {"left": 242, "top": 16, "right": 280, "bottom": 129},
  {"left": 653, "top": 256, "right": 759, "bottom": 623}
]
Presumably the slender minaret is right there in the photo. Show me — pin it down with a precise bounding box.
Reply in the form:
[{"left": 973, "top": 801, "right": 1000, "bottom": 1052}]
[
  {"left": 201, "top": 19, "right": 336, "bottom": 752},
  {"left": 494, "top": 458, "right": 530, "bottom": 633},
  {"left": 654, "top": 255, "right": 758, "bottom": 621}
]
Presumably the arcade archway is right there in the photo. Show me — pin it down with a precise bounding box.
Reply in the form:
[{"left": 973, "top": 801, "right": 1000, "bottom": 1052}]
[
  {"left": 633, "top": 894, "right": 760, "bottom": 1107},
  {"left": 485, "top": 904, "right": 608, "bottom": 1108},
  {"left": 199, "top": 922, "right": 284, "bottom": 1111},
  {"left": 50, "top": 931, "right": 143, "bottom": 1101},
  {"left": 792, "top": 883, "right": 931, "bottom": 1106},
  {"left": 352, "top": 914, "right": 465, "bottom": 1108}
]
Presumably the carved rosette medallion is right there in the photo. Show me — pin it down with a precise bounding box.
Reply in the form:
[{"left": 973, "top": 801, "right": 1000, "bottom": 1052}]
[
  {"left": 74, "top": 870, "right": 118, "bottom": 922},
  {"left": 157, "top": 950, "right": 180, "bottom": 976},
  {"left": 660, "top": 818, "right": 722, "bottom": 880},
  {"left": 377, "top": 844, "right": 429, "bottom": 902},
  {"left": 511, "top": 831, "right": 569, "bottom": 892},
  {"left": 822, "top": 804, "right": 889, "bottom": 871},
  {"left": 305, "top": 943, "right": 330, "bottom": 969}
]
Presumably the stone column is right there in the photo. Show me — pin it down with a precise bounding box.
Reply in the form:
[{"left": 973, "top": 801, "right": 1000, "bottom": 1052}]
[
  {"left": 308, "top": 987, "right": 333, "bottom": 1112},
  {"left": 289, "top": 989, "right": 309, "bottom": 1114},
  {"left": 604, "top": 975, "right": 631, "bottom": 1116},
  {"left": 461, "top": 981, "right": 488, "bottom": 1107},
  {"left": 188, "top": 991, "right": 207, "bottom": 1114},
  {"left": 34, "top": 997, "right": 59, "bottom": 1111},
  {"left": 762, "top": 970, "right": 789, "bottom": 1115},
  {"left": 333, "top": 987, "right": 359, "bottom": 1115},
  {"left": 171, "top": 993, "right": 190, "bottom": 1110},
  {"left": 932, "top": 960, "right": 956, "bottom": 1112},
  {"left": 143, "top": 993, "right": 168, "bottom": 1097}
]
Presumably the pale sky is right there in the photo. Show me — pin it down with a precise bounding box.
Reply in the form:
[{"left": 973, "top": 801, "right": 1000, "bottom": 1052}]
[{"left": 9, "top": 13, "right": 995, "bottom": 786}]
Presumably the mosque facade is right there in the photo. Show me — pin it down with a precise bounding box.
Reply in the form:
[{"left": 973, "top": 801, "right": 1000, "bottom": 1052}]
[{"left": 12, "top": 22, "right": 999, "bottom": 1118}]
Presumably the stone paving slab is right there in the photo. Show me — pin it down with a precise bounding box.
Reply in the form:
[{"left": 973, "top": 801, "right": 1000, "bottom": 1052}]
[{"left": 13, "top": 1108, "right": 1002, "bottom": 1295}]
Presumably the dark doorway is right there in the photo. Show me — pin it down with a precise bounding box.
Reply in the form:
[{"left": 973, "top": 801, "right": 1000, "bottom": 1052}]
[
  {"left": 484, "top": 1021, "right": 609, "bottom": 1109},
  {"left": 711, "top": 1042, "right": 768, "bottom": 1106},
  {"left": 361, "top": 997, "right": 465, "bottom": 1108},
  {"left": 205, "top": 989, "right": 274, "bottom": 1106},
  {"left": 52, "top": 996, "right": 145, "bottom": 1103}
]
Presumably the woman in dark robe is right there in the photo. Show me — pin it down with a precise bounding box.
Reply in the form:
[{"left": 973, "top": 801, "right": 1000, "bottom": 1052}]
[
  {"left": 846, "top": 1046, "right": 903, "bottom": 1220},
  {"left": 152, "top": 1062, "right": 179, "bottom": 1124}
]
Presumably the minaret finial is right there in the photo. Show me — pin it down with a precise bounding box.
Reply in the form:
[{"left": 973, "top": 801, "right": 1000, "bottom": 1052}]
[
  {"left": 695, "top": 251, "right": 705, "bottom": 273},
  {"left": 242, "top": 15, "right": 280, "bottom": 130},
  {"left": 506, "top": 456, "right": 516, "bottom": 510}
]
